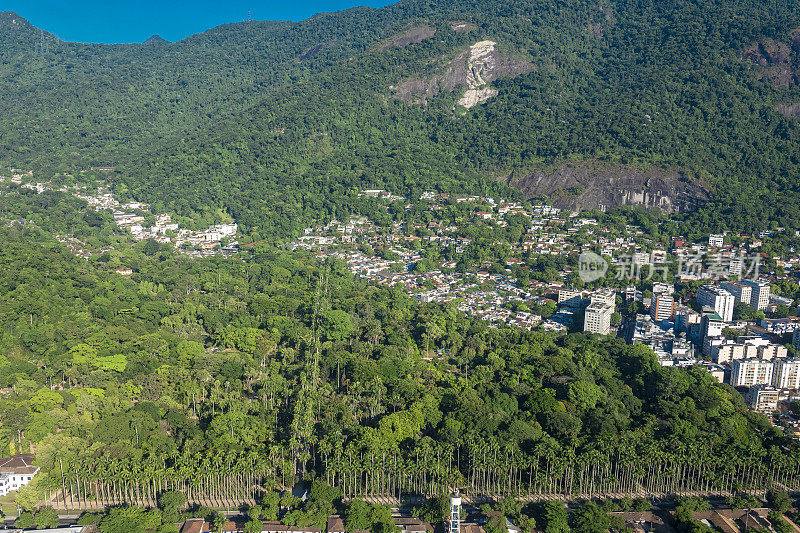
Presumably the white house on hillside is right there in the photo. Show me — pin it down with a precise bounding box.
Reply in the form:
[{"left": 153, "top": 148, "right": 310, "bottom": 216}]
[{"left": 0, "top": 454, "right": 39, "bottom": 496}]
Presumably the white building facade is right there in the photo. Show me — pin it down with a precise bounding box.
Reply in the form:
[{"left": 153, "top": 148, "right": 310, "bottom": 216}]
[
  {"left": 697, "top": 285, "right": 735, "bottom": 322},
  {"left": 0, "top": 454, "right": 38, "bottom": 497},
  {"left": 742, "top": 280, "right": 771, "bottom": 311},
  {"left": 584, "top": 301, "right": 613, "bottom": 335},
  {"left": 774, "top": 359, "right": 800, "bottom": 390},
  {"left": 731, "top": 359, "right": 774, "bottom": 387}
]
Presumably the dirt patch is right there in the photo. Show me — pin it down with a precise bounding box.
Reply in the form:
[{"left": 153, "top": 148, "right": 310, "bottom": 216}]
[
  {"left": 449, "top": 21, "right": 475, "bottom": 33},
  {"left": 776, "top": 102, "right": 800, "bottom": 118},
  {"left": 380, "top": 25, "right": 435, "bottom": 50},
  {"left": 502, "top": 162, "right": 710, "bottom": 214},
  {"left": 587, "top": 23, "right": 604, "bottom": 38}
]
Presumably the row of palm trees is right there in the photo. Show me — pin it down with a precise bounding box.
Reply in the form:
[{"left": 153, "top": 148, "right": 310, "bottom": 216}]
[{"left": 40, "top": 441, "right": 800, "bottom": 509}]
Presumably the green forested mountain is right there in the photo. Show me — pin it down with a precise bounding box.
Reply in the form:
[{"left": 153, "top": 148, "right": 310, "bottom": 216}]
[
  {"left": 2, "top": 0, "right": 800, "bottom": 235},
  {"left": 5, "top": 4, "right": 800, "bottom": 520}
]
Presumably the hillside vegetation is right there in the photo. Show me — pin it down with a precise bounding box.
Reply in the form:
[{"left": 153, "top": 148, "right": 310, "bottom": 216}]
[
  {"left": 2, "top": 0, "right": 800, "bottom": 234},
  {"left": 0, "top": 216, "right": 797, "bottom": 510}
]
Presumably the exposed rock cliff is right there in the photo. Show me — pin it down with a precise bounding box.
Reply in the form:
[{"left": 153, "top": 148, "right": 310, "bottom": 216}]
[
  {"left": 392, "top": 40, "right": 534, "bottom": 106},
  {"left": 776, "top": 102, "right": 800, "bottom": 118},
  {"left": 742, "top": 37, "right": 799, "bottom": 88},
  {"left": 456, "top": 41, "right": 503, "bottom": 108},
  {"left": 503, "top": 163, "right": 710, "bottom": 214},
  {"left": 380, "top": 25, "right": 435, "bottom": 49}
]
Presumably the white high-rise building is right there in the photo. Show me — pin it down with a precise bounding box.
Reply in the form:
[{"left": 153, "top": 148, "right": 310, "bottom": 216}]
[
  {"left": 584, "top": 301, "right": 614, "bottom": 335},
  {"left": 731, "top": 359, "right": 774, "bottom": 387},
  {"left": 721, "top": 281, "right": 752, "bottom": 308},
  {"left": 701, "top": 311, "right": 725, "bottom": 342},
  {"left": 742, "top": 280, "right": 771, "bottom": 311},
  {"left": 652, "top": 282, "right": 674, "bottom": 295},
  {"left": 697, "top": 285, "right": 735, "bottom": 322},
  {"left": 728, "top": 255, "right": 744, "bottom": 278},
  {"left": 589, "top": 288, "right": 616, "bottom": 306},
  {"left": 773, "top": 359, "right": 800, "bottom": 390},
  {"left": 557, "top": 289, "right": 583, "bottom": 309}
]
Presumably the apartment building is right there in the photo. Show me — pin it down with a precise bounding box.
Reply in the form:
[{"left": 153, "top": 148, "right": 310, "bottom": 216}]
[
  {"left": 706, "top": 336, "right": 788, "bottom": 363},
  {"left": 721, "top": 281, "right": 752, "bottom": 307},
  {"left": 773, "top": 359, "right": 800, "bottom": 390},
  {"left": 584, "top": 301, "right": 614, "bottom": 335},
  {"left": 697, "top": 285, "right": 735, "bottom": 322},
  {"left": 708, "top": 234, "right": 724, "bottom": 247},
  {"left": 742, "top": 280, "right": 771, "bottom": 311},
  {"left": 557, "top": 289, "right": 583, "bottom": 309},
  {"left": 650, "top": 292, "right": 675, "bottom": 322},
  {"left": 731, "top": 359, "right": 774, "bottom": 387},
  {"left": 589, "top": 288, "right": 617, "bottom": 306},
  {"left": 746, "top": 385, "right": 780, "bottom": 414}
]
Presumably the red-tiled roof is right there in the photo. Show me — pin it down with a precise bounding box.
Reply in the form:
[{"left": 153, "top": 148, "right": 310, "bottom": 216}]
[
  {"left": 0, "top": 454, "right": 34, "bottom": 468},
  {"left": 181, "top": 518, "right": 206, "bottom": 533},
  {"left": 0, "top": 454, "right": 38, "bottom": 475}
]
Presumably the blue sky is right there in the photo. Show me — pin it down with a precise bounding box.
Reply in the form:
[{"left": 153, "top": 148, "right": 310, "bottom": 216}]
[{"left": 7, "top": 0, "right": 395, "bottom": 44}]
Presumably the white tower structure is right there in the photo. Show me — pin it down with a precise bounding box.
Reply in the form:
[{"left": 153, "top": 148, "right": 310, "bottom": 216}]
[{"left": 449, "top": 492, "right": 462, "bottom": 533}]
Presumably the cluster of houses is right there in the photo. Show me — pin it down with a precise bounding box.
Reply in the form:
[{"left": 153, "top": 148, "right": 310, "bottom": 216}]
[
  {"left": 551, "top": 276, "right": 800, "bottom": 421},
  {"left": 73, "top": 187, "right": 239, "bottom": 257},
  {"left": 292, "top": 190, "right": 800, "bottom": 420},
  {"left": 2, "top": 173, "right": 240, "bottom": 258},
  {"left": 0, "top": 169, "right": 34, "bottom": 183},
  {"left": 52, "top": 234, "right": 114, "bottom": 260}
]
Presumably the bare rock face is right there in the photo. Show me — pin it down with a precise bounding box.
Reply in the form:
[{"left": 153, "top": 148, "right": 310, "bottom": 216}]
[
  {"left": 742, "top": 38, "right": 798, "bottom": 88},
  {"left": 392, "top": 40, "right": 534, "bottom": 106},
  {"left": 776, "top": 102, "right": 800, "bottom": 118},
  {"left": 457, "top": 41, "right": 504, "bottom": 108},
  {"left": 380, "top": 25, "right": 435, "bottom": 50},
  {"left": 458, "top": 87, "right": 499, "bottom": 108},
  {"left": 449, "top": 21, "right": 476, "bottom": 33},
  {"left": 503, "top": 163, "right": 710, "bottom": 214}
]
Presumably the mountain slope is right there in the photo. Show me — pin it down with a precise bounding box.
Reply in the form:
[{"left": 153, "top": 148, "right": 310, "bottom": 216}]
[{"left": 2, "top": 0, "right": 800, "bottom": 235}]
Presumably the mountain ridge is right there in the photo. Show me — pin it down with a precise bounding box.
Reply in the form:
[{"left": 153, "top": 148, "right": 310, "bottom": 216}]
[{"left": 2, "top": 0, "right": 800, "bottom": 235}]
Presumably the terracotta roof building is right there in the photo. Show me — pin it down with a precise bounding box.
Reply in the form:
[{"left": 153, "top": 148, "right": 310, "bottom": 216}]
[{"left": 0, "top": 454, "right": 39, "bottom": 496}]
